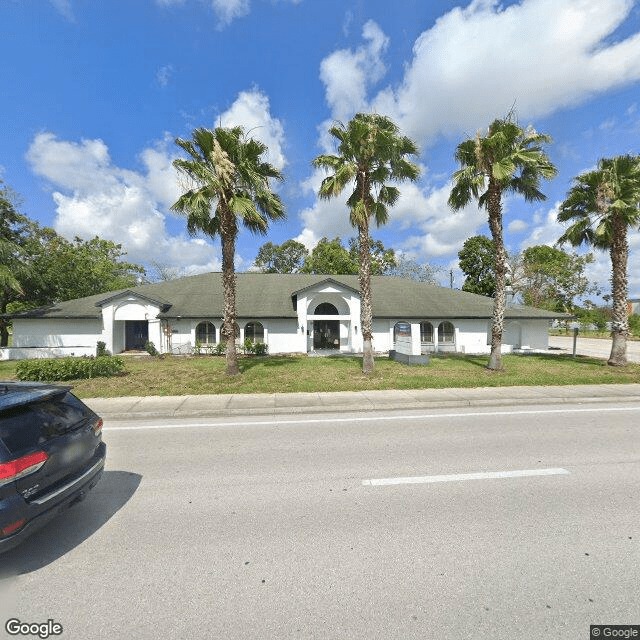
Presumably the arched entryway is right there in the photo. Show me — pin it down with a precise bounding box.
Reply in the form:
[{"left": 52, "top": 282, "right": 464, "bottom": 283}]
[{"left": 311, "top": 302, "right": 340, "bottom": 350}]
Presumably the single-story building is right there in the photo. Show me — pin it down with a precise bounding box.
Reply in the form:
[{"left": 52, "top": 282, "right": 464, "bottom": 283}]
[{"left": 1, "top": 272, "right": 567, "bottom": 360}]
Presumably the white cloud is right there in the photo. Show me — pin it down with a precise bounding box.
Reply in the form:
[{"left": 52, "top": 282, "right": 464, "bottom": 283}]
[
  {"left": 218, "top": 89, "right": 287, "bottom": 170},
  {"left": 508, "top": 219, "right": 529, "bottom": 234},
  {"left": 50, "top": 0, "right": 74, "bottom": 21},
  {"left": 26, "top": 132, "right": 220, "bottom": 272},
  {"left": 384, "top": 0, "right": 640, "bottom": 145},
  {"left": 396, "top": 181, "right": 487, "bottom": 258},
  {"left": 156, "top": 65, "right": 174, "bottom": 88},
  {"left": 155, "top": 0, "right": 298, "bottom": 27},
  {"left": 24, "top": 88, "right": 286, "bottom": 273},
  {"left": 319, "top": 19, "right": 389, "bottom": 122}
]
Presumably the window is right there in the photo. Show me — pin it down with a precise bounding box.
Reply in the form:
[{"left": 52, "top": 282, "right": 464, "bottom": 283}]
[
  {"left": 196, "top": 321, "right": 216, "bottom": 344},
  {"left": 420, "top": 321, "right": 434, "bottom": 343},
  {"left": 314, "top": 303, "right": 339, "bottom": 315},
  {"left": 244, "top": 321, "right": 264, "bottom": 344},
  {"left": 438, "top": 321, "right": 455, "bottom": 343}
]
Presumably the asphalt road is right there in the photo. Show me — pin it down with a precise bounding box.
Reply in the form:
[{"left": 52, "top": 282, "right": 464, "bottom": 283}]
[{"left": 2, "top": 403, "right": 639, "bottom": 640}]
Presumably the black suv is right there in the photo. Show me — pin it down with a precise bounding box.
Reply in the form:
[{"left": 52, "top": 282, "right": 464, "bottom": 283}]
[{"left": 0, "top": 381, "right": 106, "bottom": 553}]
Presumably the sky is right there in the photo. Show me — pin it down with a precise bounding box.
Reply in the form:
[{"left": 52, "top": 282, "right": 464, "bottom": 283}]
[{"left": 2, "top": 0, "right": 640, "bottom": 299}]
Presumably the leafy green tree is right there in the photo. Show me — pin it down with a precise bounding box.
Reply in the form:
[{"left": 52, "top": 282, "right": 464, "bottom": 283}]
[
  {"left": 386, "top": 256, "right": 442, "bottom": 284},
  {"left": 301, "top": 237, "right": 358, "bottom": 275},
  {"left": 23, "top": 235, "right": 145, "bottom": 306},
  {"left": 1, "top": 182, "right": 146, "bottom": 345},
  {"left": 448, "top": 116, "right": 556, "bottom": 370},
  {"left": 254, "top": 239, "right": 308, "bottom": 273},
  {"left": 558, "top": 154, "right": 640, "bottom": 366},
  {"left": 172, "top": 126, "right": 285, "bottom": 376},
  {"left": 458, "top": 235, "right": 497, "bottom": 297},
  {"left": 517, "top": 245, "right": 596, "bottom": 312},
  {"left": 313, "top": 113, "right": 419, "bottom": 374},
  {"left": 0, "top": 184, "right": 32, "bottom": 345}
]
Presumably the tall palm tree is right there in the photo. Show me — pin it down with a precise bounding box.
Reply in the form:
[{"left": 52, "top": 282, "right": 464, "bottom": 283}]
[
  {"left": 448, "top": 116, "right": 556, "bottom": 370},
  {"left": 172, "top": 126, "right": 285, "bottom": 375},
  {"left": 313, "top": 113, "right": 419, "bottom": 374},
  {"left": 558, "top": 155, "right": 640, "bottom": 366}
]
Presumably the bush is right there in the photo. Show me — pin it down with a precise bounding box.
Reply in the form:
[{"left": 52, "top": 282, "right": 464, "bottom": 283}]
[
  {"left": 253, "top": 342, "right": 268, "bottom": 356},
  {"left": 214, "top": 342, "right": 226, "bottom": 356},
  {"left": 144, "top": 340, "right": 159, "bottom": 356},
  {"left": 16, "top": 355, "right": 126, "bottom": 382},
  {"left": 243, "top": 337, "right": 255, "bottom": 355},
  {"left": 629, "top": 314, "right": 640, "bottom": 338},
  {"left": 96, "top": 341, "right": 110, "bottom": 357}
]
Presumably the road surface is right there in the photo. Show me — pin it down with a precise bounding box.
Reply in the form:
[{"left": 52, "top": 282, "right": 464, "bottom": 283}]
[{"left": 1, "top": 403, "right": 639, "bottom": 639}]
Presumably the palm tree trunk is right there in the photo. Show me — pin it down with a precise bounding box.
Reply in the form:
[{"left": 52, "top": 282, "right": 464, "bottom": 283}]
[
  {"left": 608, "top": 213, "right": 628, "bottom": 366},
  {"left": 487, "top": 180, "right": 505, "bottom": 371},
  {"left": 358, "top": 222, "right": 374, "bottom": 374},
  {"left": 221, "top": 207, "right": 240, "bottom": 376}
]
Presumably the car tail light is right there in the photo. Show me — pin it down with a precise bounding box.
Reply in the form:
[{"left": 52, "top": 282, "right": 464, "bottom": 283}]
[
  {"left": 1, "top": 518, "right": 26, "bottom": 537},
  {"left": 0, "top": 451, "right": 48, "bottom": 487},
  {"left": 92, "top": 418, "right": 103, "bottom": 436}
]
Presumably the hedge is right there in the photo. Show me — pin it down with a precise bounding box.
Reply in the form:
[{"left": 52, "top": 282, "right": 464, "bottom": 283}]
[{"left": 16, "top": 356, "right": 126, "bottom": 382}]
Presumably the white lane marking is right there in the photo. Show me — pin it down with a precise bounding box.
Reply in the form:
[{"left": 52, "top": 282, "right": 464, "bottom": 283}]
[
  {"left": 362, "top": 467, "right": 570, "bottom": 486},
  {"left": 102, "top": 405, "right": 640, "bottom": 431}
]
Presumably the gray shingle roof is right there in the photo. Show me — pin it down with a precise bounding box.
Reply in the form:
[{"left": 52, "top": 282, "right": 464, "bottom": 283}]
[{"left": 9, "top": 272, "right": 569, "bottom": 320}]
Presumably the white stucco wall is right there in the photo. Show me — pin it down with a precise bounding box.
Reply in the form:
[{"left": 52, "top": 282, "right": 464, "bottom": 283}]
[
  {"left": 11, "top": 318, "right": 103, "bottom": 348},
  {"left": 1, "top": 318, "right": 103, "bottom": 360}
]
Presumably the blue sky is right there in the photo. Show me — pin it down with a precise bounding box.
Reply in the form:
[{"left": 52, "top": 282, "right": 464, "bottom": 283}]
[{"left": 3, "top": 0, "right": 640, "bottom": 298}]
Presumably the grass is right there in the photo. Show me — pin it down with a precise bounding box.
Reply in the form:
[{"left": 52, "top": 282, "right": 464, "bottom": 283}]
[{"left": 1, "top": 352, "right": 639, "bottom": 398}]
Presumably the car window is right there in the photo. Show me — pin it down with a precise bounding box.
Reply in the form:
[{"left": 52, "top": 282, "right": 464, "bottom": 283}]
[{"left": 0, "top": 392, "right": 93, "bottom": 454}]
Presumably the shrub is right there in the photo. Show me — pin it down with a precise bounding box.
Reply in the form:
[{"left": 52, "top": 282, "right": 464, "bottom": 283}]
[
  {"left": 214, "top": 342, "right": 226, "bottom": 356},
  {"left": 16, "top": 355, "right": 125, "bottom": 382},
  {"left": 144, "top": 340, "right": 159, "bottom": 356},
  {"left": 253, "top": 342, "right": 268, "bottom": 356},
  {"left": 96, "top": 341, "right": 110, "bottom": 357},
  {"left": 629, "top": 314, "right": 640, "bottom": 338},
  {"left": 243, "top": 338, "right": 255, "bottom": 355}
]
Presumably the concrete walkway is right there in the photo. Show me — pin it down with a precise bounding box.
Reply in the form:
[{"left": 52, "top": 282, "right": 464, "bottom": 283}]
[{"left": 86, "top": 383, "right": 640, "bottom": 421}]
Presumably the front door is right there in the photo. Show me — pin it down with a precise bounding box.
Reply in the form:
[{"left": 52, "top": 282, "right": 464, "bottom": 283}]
[
  {"left": 125, "top": 320, "right": 148, "bottom": 350},
  {"left": 313, "top": 320, "right": 340, "bottom": 350}
]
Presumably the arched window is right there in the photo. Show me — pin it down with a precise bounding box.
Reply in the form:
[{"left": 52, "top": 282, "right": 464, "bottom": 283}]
[
  {"left": 420, "top": 321, "right": 434, "bottom": 344},
  {"left": 315, "top": 302, "right": 339, "bottom": 315},
  {"left": 438, "top": 321, "right": 455, "bottom": 343},
  {"left": 196, "top": 321, "right": 216, "bottom": 344},
  {"left": 245, "top": 321, "right": 264, "bottom": 344}
]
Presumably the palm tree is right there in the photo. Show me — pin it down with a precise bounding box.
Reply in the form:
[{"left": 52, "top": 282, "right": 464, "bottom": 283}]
[
  {"left": 171, "top": 126, "right": 285, "bottom": 375},
  {"left": 558, "top": 155, "right": 640, "bottom": 366},
  {"left": 448, "top": 116, "right": 556, "bottom": 370},
  {"left": 313, "top": 113, "right": 419, "bottom": 374}
]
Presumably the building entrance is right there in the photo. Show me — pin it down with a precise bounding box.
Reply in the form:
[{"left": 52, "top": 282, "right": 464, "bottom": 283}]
[
  {"left": 125, "top": 320, "right": 148, "bottom": 350},
  {"left": 313, "top": 320, "right": 340, "bottom": 349}
]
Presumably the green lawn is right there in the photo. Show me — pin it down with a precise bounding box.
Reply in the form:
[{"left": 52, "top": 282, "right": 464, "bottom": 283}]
[{"left": 2, "top": 353, "right": 639, "bottom": 398}]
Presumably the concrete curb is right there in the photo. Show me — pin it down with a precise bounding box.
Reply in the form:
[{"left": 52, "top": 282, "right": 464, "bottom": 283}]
[{"left": 85, "top": 383, "right": 640, "bottom": 421}]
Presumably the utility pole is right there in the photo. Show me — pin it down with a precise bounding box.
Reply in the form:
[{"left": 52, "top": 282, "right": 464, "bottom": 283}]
[{"left": 450, "top": 270, "right": 454, "bottom": 289}]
